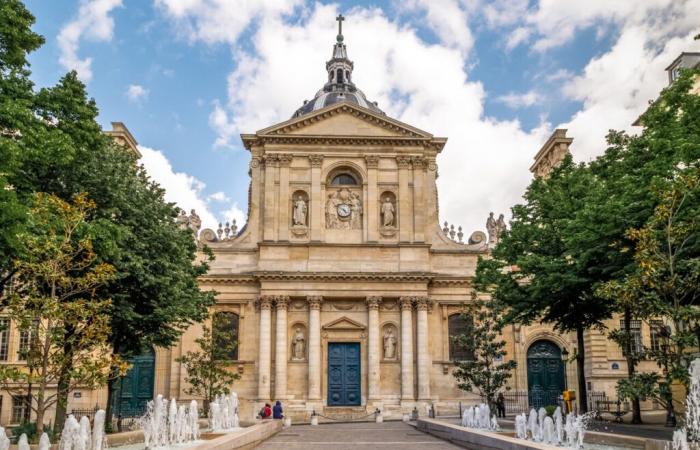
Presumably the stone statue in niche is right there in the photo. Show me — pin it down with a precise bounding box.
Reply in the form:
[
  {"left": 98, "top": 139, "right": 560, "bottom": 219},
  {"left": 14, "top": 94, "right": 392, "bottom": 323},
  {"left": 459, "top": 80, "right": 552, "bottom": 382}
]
[
  {"left": 326, "top": 188, "right": 362, "bottom": 230},
  {"left": 292, "top": 327, "right": 306, "bottom": 360},
  {"left": 381, "top": 196, "right": 395, "bottom": 227},
  {"left": 383, "top": 327, "right": 397, "bottom": 359},
  {"left": 293, "top": 195, "right": 307, "bottom": 226}
]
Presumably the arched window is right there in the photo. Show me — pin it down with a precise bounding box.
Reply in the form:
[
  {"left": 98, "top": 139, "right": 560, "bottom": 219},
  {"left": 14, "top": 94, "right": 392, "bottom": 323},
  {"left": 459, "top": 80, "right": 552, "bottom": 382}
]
[
  {"left": 336, "top": 68, "right": 344, "bottom": 83},
  {"left": 449, "top": 313, "right": 474, "bottom": 361},
  {"left": 331, "top": 173, "right": 357, "bottom": 185},
  {"left": 213, "top": 311, "right": 239, "bottom": 360}
]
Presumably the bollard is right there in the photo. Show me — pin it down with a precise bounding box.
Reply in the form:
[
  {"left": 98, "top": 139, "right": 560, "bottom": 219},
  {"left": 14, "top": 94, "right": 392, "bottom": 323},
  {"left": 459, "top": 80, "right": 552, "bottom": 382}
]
[
  {"left": 283, "top": 417, "right": 292, "bottom": 427},
  {"left": 375, "top": 408, "right": 383, "bottom": 423},
  {"left": 310, "top": 410, "right": 319, "bottom": 426},
  {"left": 402, "top": 413, "right": 410, "bottom": 422}
]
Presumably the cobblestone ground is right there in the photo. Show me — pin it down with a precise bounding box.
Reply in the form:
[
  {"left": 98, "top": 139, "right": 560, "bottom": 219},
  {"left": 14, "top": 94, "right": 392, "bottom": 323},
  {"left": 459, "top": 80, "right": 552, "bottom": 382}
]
[{"left": 256, "top": 421, "right": 460, "bottom": 449}]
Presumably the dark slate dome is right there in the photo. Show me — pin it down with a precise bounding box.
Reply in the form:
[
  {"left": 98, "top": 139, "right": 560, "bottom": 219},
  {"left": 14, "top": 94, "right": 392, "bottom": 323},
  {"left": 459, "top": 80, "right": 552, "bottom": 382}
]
[{"left": 292, "top": 15, "right": 384, "bottom": 119}]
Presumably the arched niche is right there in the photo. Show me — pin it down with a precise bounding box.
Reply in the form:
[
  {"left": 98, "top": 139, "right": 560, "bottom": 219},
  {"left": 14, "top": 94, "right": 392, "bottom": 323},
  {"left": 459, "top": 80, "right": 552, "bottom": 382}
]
[
  {"left": 381, "top": 322, "right": 399, "bottom": 361},
  {"left": 291, "top": 190, "right": 309, "bottom": 228},
  {"left": 290, "top": 322, "right": 307, "bottom": 361},
  {"left": 379, "top": 191, "right": 397, "bottom": 229}
]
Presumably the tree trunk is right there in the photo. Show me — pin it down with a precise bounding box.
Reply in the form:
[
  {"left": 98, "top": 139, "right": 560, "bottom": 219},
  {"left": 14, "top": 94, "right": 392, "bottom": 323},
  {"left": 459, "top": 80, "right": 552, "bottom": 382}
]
[
  {"left": 576, "top": 326, "right": 588, "bottom": 413},
  {"left": 623, "top": 307, "right": 642, "bottom": 424},
  {"left": 53, "top": 329, "right": 74, "bottom": 435},
  {"left": 105, "top": 366, "right": 120, "bottom": 433},
  {"left": 35, "top": 397, "right": 44, "bottom": 440}
]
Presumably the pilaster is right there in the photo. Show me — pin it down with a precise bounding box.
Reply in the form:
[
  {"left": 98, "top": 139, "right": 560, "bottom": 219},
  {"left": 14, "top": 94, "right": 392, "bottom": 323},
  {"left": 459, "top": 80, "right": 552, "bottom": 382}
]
[
  {"left": 307, "top": 295, "right": 323, "bottom": 400},
  {"left": 366, "top": 295, "right": 382, "bottom": 400},
  {"left": 365, "top": 155, "right": 379, "bottom": 242},
  {"left": 309, "top": 155, "right": 324, "bottom": 241},
  {"left": 399, "top": 296, "right": 415, "bottom": 401},
  {"left": 397, "top": 156, "right": 412, "bottom": 242},
  {"left": 277, "top": 154, "right": 292, "bottom": 241},
  {"left": 256, "top": 296, "right": 274, "bottom": 400},
  {"left": 263, "top": 155, "right": 279, "bottom": 241},
  {"left": 274, "top": 295, "right": 289, "bottom": 399}
]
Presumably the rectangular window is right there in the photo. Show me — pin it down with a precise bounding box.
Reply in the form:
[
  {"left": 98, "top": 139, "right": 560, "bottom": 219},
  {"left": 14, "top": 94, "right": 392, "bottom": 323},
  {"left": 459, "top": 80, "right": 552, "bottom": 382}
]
[
  {"left": 619, "top": 319, "right": 643, "bottom": 355},
  {"left": 0, "top": 319, "right": 9, "bottom": 361},
  {"left": 11, "top": 396, "right": 29, "bottom": 424},
  {"left": 17, "top": 321, "right": 38, "bottom": 361},
  {"left": 650, "top": 320, "right": 665, "bottom": 353}
]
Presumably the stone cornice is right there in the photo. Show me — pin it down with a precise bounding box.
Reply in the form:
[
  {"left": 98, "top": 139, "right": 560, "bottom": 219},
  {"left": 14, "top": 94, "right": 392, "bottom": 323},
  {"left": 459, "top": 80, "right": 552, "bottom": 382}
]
[
  {"left": 241, "top": 134, "right": 446, "bottom": 152},
  {"left": 254, "top": 271, "right": 435, "bottom": 282}
]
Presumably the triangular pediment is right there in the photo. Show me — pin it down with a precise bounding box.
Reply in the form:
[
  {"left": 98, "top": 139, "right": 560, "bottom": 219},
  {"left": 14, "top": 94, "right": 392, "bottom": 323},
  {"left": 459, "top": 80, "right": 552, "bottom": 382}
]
[
  {"left": 256, "top": 102, "right": 433, "bottom": 139},
  {"left": 322, "top": 316, "right": 366, "bottom": 331}
]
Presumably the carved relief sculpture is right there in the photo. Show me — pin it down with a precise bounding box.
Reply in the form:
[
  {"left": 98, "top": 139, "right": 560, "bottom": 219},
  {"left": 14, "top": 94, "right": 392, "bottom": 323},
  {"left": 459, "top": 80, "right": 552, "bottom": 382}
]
[
  {"left": 383, "top": 327, "right": 397, "bottom": 359},
  {"left": 292, "top": 327, "right": 306, "bottom": 360},
  {"left": 381, "top": 196, "right": 395, "bottom": 227},
  {"left": 293, "top": 195, "right": 307, "bottom": 226},
  {"left": 326, "top": 188, "right": 362, "bottom": 229}
]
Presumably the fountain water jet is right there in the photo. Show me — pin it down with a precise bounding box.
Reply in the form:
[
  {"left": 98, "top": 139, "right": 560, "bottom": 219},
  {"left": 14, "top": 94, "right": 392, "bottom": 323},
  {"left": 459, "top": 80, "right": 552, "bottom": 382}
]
[
  {"left": 18, "top": 434, "right": 29, "bottom": 450},
  {"left": 38, "top": 433, "right": 51, "bottom": 450},
  {"left": 0, "top": 426, "right": 10, "bottom": 450}
]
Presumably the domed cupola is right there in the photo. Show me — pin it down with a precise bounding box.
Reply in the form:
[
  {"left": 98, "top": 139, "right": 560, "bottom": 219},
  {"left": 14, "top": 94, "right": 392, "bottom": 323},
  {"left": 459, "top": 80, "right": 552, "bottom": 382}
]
[{"left": 292, "top": 15, "right": 384, "bottom": 118}]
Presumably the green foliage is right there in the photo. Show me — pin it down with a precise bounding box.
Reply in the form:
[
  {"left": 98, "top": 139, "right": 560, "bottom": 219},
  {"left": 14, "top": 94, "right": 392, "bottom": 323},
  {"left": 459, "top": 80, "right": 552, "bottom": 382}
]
[
  {"left": 545, "top": 405, "right": 557, "bottom": 417},
  {"left": 616, "top": 372, "right": 666, "bottom": 407},
  {"left": 0, "top": 193, "right": 122, "bottom": 433},
  {"left": 10, "top": 422, "right": 51, "bottom": 444},
  {"left": 176, "top": 314, "right": 241, "bottom": 405},
  {"left": 452, "top": 297, "right": 516, "bottom": 407}
]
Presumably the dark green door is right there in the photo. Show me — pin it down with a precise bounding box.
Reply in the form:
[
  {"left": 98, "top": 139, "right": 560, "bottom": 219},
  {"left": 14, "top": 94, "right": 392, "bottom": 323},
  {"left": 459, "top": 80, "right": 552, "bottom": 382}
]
[
  {"left": 114, "top": 349, "right": 155, "bottom": 416},
  {"left": 527, "top": 340, "right": 565, "bottom": 409},
  {"left": 327, "top": 343, "right": 361, "bottom": 406}
]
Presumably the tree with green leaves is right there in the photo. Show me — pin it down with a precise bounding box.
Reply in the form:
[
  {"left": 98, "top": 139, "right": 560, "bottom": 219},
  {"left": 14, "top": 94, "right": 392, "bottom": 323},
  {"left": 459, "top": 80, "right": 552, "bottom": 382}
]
[
  {"left": 452, "top": 297, "right": 517, "bottom": 409},
  {"left": 176, "top": 313, "right": 240, "bottom": 405},
  {"left": 601, "top": 165, "right": 700, "bottom": 426},
  {"left": 0, "top": 0, "right": 44, "bottom": 291},
  {"left": 0, "top": 193, "right": 126, "bottom": 436},
  {"left": 476, "top": 157, "right": 616, "bottom": 413},
  {"left": 0, "top": 1, "right": 215, "bottom": 432}
]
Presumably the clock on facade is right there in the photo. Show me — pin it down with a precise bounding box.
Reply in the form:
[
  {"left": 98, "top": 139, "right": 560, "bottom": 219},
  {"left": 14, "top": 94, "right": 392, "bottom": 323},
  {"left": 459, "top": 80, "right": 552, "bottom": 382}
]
[{"left": 337, "top": 203, "right": 351, "bottom": 218}]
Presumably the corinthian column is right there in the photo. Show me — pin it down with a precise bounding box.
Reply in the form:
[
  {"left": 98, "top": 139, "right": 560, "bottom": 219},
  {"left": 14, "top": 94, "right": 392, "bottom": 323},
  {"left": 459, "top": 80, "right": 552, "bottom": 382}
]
[
  {"left": 416, "top": 297, "right": 431, "bottom": 400},
  {"left": 274, "top": 296, "right": 289, "bottom": 400},
  {"left": 257, "top": 296, "right": 274, "bottom": 401},
  {"left": 366, "top": 296, "right": 382, "bottom": 400},
  {"left": 307, "top": 295, "right": 323, "bottom": 401},
  {"left": 399, "top": 296, "right": 415, "bottom": 401}
]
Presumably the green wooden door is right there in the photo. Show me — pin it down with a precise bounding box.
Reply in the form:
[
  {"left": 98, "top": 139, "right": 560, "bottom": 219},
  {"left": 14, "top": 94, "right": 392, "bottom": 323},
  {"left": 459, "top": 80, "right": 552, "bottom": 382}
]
[
  {"left": 527, "top": 340, "right": 565, "bottom": 409},
  {"left": 114, "top": 349, "right": 155, "bottom": 417}
]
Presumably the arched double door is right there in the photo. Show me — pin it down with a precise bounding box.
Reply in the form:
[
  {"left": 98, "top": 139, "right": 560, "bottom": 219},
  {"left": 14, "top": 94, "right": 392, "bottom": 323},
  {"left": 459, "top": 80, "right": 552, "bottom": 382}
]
[
  {"left": 527, "top": 340, "right": 565, "bottom": 409},
  {"left": 113, "top": 348, "right": 155, "bottom": 417}
]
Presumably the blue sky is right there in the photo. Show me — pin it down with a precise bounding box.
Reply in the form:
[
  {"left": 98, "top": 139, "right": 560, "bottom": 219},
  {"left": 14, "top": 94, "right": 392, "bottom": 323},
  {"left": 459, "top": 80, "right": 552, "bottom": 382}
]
[{"left": 22, "top": 0, "right": 700, "bottom": 233}]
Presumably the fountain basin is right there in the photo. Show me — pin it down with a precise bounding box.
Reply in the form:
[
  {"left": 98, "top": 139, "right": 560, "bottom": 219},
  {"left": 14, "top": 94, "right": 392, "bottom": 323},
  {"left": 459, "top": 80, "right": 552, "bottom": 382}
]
[
  {"left": 417, "top": 418, "right": 668, "bottom": 450},
  {"left": 108, "top": 420, "right": 281, "bottom": 450}
]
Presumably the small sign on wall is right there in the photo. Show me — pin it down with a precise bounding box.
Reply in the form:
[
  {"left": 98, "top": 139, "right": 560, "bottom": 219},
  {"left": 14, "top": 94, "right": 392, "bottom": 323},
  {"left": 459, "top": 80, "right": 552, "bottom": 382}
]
[
  {"left": 73, "top": 392, "right": 82, "bottom": 399},
  {"left": 611, "top": 363, "right": 620, "bottom": 370}
]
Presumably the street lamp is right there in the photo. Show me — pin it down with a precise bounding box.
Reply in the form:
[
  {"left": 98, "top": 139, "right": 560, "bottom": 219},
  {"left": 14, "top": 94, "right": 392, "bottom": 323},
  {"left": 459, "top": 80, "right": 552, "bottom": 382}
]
[
  {"left": 659, "top": 325, "right": 677, "bottom": 427},
  {"left": 561, "top": 348, "right": 570, "bottom": 412}
]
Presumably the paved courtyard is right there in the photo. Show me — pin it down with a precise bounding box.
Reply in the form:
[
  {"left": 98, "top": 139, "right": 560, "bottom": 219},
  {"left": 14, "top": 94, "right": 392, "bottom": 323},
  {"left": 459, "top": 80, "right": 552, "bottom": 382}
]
[{"left": 256, "top": 421, "right": 461, "bottom": 449}]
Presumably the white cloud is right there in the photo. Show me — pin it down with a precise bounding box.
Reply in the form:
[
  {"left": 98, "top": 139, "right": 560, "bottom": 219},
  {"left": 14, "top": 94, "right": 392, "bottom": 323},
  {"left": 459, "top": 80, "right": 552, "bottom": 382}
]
[
  {"left": 497, "top": 90, "right": 541, "bottom": 108},
  {"left": 505, "top": 27, "right": 531, "bottom": 50},
  {"left": 401, "top": 0, "right": 474, "bottom": 54},
  {"left": 125, "top": 84, "right": 149, "bottom": 103},
  {"left": 208, "top": 191, "right": 229, "bottom": 202},
  {"left": 139, "top": 145, "right": 240, "bottom": 232},
  {"left": 154, "top": 0, "right": 303, "bottom": 45},
  {"left": 57, "top": 0, "right": 122, "bottom": 82}
]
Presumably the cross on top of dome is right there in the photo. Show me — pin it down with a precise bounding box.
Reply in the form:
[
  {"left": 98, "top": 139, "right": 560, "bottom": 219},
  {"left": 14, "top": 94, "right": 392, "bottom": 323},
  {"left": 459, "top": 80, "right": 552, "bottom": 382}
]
[{"left": 291, "top": 15, "right": 384, "bottom": 118}]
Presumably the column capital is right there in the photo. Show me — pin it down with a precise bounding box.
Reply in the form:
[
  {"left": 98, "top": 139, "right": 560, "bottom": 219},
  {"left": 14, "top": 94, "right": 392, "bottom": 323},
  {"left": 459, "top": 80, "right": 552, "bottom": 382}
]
[
  {"left": 309, "top": 154, "right": 324, "bottom": 167},
  {"left": 256, "top": 295, "right": 275, "bottom": 310},
  {"left": 396, "top": 155, "right": 412, "bottom": 169},
  {"left": 278, "top": 154, "right": 293, "bottom": 167},
  {"left": 415, "top": 296, "right": 432, "bottom": 311},
  {"left": 366, "top": 296, "right": 382, "bottom": 310},
  {"left": 399, "top": 296, "right": 414, "bottom": 310},
  {"left": 307, "top": 295, "right": 323, "bottom": 310},
  {"left": 411, "top": 156, "right": 427, "bottom": 171},
  {"left": 264, "top": 154, "right": 279, "bottom": 167},
  {"left": 275, "top": 295, "right": 290, "bottom": 310},
  {"left": 250, "top": 156, "right": 262, "bottom": 169},
  {"left": 365, "top": 155, "right": 380, "bottom": 168}
]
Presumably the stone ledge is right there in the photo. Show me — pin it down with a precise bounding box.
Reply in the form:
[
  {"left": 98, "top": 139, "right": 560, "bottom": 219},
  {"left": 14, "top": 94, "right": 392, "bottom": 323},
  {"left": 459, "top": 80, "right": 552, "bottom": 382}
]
[{"left": 417, "top": 418, "right": 558, "bottom": 450}]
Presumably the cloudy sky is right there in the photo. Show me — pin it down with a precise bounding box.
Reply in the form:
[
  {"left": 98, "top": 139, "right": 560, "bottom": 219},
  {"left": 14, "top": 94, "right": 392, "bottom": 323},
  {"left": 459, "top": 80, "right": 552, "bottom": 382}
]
[{"left": 24, "top": 0, "right": 700, "bottom": 235}]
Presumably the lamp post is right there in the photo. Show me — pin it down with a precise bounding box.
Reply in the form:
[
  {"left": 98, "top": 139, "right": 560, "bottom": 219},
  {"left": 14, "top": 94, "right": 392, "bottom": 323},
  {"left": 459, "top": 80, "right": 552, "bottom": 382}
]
[
  {"left": 561, "top": 348, "right": 570, "bottom": 413},
  {"left": 659, "top": 325, "right": 677, "bottom": 427}
]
